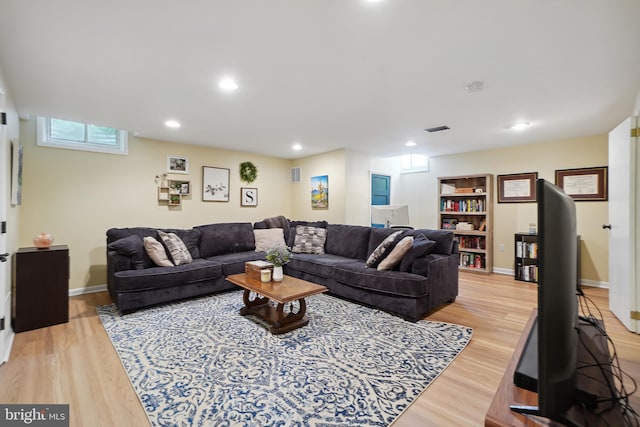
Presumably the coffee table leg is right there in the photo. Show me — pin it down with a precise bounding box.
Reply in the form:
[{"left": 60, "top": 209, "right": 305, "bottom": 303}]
[
  {"left": 275, "top": 298, "right": 307, "bottom": 325},
  {"left": 241, "top": 289, "right": 269, "bottom": 308}
]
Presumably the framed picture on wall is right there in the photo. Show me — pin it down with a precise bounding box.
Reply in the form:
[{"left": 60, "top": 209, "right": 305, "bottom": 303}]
[
  {"left": 311, "top": 175, "right": 328, "bottom": 210},
  {"left": 167, "top": 155, "right": 190, "bottom": 174},
  {"left": 202, "top": 166, "right": 230, "bottom": 202},
  {"left": 497, "top": 172, "right": 538, "bottom": 203},
  {"left": 240, "top": 187, "right": 258, "bottom": 207},
  {"left": 555, "top": 166, "right": 608, "bottom": 201}
]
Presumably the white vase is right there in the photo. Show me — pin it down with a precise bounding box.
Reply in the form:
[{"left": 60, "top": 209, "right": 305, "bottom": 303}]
[{"left": 273, "top": 265, "right": 284, "bottom": 282}]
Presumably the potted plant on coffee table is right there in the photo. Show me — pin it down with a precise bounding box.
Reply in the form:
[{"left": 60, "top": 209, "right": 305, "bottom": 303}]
[{"left": 265, "top": 245, "right": 291, "bottom": 282}]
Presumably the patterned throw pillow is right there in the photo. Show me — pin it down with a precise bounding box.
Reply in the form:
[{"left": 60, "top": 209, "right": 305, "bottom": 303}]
[
  {"left": 377, "top": 236, "right": 414, "bottom": 271},
  {"left": 157, "top": 230, "right": 193, "bottom": 265},
  {"left": 365, "top": 231, "right": 403, "bottom": 268},
  {"left": 143, "top": 236, "right": 174, "bottom": 267},
  {"left": 292, "top": 226, "right": 327, "bottom": 254}
]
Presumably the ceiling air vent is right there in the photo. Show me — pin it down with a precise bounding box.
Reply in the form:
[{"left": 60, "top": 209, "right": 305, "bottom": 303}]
[
  {"left": 291, "top": 167, "right": 301, "bottom": 184},
  {"left": 425, "top": 125, "right": 450, "bottom": 133}
]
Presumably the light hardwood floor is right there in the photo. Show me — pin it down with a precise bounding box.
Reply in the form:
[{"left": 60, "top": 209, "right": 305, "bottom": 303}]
[{"left": 1, "top": 273, "right": 638, "bottom": 426}]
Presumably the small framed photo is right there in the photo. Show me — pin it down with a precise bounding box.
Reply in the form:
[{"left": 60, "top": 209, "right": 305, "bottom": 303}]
[
  {"left": 555, "top": 166, "right": 608, "bottom": 201},
  {"left": 240, "top": 187, "right": 258, "bottom": 207},
  {"left": 498, "top": 172, "right": 538, "bottom": 203},
  {"left": 203, "top": 166, "right": 230, "bottom": 202},
  {"left": 167, "top": 155, "right": 190, "bottom": 174},
  {"left": 170, "top": 180, "right": 190, "bottom": 195}
]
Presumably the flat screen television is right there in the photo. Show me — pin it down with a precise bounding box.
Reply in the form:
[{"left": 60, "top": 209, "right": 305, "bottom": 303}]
[{"left": 511, "top": 179, "right": 579, "bottom": 424}]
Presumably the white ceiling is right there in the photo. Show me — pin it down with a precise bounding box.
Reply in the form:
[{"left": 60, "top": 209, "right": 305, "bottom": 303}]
[{"left": 1, "top": 0, "right": 639, "bottom": 160}]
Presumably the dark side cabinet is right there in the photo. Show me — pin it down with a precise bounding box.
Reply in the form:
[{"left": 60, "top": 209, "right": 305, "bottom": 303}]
[{"left": 12, "top": 245, "right": 69, "bottom": 332}]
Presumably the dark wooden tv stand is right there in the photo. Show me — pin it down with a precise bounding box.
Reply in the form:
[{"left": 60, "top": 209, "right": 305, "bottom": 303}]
[{"left": 485, "top": 310, "right": 625, "bottom": 426}]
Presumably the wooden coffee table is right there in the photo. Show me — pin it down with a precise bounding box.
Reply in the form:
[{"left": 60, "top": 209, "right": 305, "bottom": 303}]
[{"left": 226, "top": 273, "right": 328, "bottom": 334}]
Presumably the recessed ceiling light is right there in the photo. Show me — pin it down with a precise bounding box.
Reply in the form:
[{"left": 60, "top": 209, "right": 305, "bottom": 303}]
[
  {"left": 218, "top": 78, "right": 239, "bottom": 91},
  {"left": 405, "top": 141, "right": 416, "bottom": 147},
  {"left": 292, "top": 143, "right": 302, "bottom": 151},
  {"left": 465, "top": 81, "right": 485, "bottom": 93},
  {"left": 511, "top": 122, "right": 531, "bottom": 131},
  {"left": 164, "top": 120, "right": 181, "bottom": 128}
]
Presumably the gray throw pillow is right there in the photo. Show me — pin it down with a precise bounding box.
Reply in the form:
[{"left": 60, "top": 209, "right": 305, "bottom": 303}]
[
  {"left": 366, "top": 231, "right": 403, "bottom": 268},
  {"left": 398, "top": 234, "right": 437, "bottom": 272},
  {"left": 107, "top": 234, "right": 146, "bottom": 270},
  {"left": 292, "top": 226, "right": 327, "bottom": 254}
]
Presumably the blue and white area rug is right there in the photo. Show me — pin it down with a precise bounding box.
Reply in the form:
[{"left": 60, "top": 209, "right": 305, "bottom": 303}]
[{"left": 97, "top": 291, "right": 472, "bottom": 426}]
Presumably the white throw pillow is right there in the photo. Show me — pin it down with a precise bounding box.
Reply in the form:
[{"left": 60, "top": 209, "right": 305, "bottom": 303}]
[
  {"left": 377, "top": 236, "right": 414, "bottom": 271},
  {"left": 143, "top": 236, "right": 174, "bottom": 267},
  {"left": 254, "top": 228, "right": 287, "bottom": 252}
]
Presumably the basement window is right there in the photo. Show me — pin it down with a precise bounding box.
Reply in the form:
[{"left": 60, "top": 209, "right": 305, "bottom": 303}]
[
  {"left": 401, "top": 154, "right": 429, "bottom": 173},
  {"left": 37, "top": 116, "right": 128, "bottom": 155}
]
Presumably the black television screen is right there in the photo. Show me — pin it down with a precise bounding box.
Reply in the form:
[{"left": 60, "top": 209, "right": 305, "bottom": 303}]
[{"left": 512, "top": 179, "right": 579, "bottom": 423}]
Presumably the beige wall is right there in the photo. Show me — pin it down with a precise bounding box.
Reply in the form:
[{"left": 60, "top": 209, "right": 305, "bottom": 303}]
[
  {"left": 394, "top": 135, "right": 609, "bottom": 283},
  {"left": 14, "top": 113, "right": 612, "bottom": 290},
  {"left": 290, "top": 149, "right": 347, "bottom": 224},
  {"left": 18, "top": 118, "right": 292, "bottom": 291}
]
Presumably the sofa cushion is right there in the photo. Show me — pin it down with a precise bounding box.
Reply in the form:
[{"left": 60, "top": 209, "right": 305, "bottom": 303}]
[
  {"left": 292, "top": 226, "right": 327, "bottom": 254},
  {"left": 157, "top": 230, "right": 193, "bottom": 266},
  {"left": 405, "top": 229, "right": 454, "bottom": 255},
  {"left": 254, "top": 228, "right": 286, "bottom": 252},
  {"left": 399, "top": 234, "right": 437, "bottom": 272},
  {"left": 325, "top": 224, "right": 371, "bottom": 260},
  {"left": 286, "top": 253, "right": 354, "bottom": 279},
  {"left": 107, "top": 235, "right": 146, "bottom": 270},
  {"left": 333, "top": 261, "right": 430, "bottom": 298},
  {"left": 378, "top": 236, "right": 414, "bottom": 271},
  {"left": 113, "top": 259, "right": 222, "bottom": 292},
  {"left": 196, "top": 222, "right": 256, "bottom": 257},
  {"left": 365, "top": 230, "right": 403, "bottom": 268},
  {"left": 143, "top": 236, "right": 174, "bottom": 267},
  {"left": 206, "top": 251, "right": 267, "bottom": 276},
  {"left": 287, "top": 220, "right": 328, "bottom": 247}
]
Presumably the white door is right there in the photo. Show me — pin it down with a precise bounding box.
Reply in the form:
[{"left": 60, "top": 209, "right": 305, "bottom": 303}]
[
  {"left": 0, "top": 89, "right": 10, "bottom": 362},
  {"left": 608, "top": 116, "right": 639, "bottom": 332}
]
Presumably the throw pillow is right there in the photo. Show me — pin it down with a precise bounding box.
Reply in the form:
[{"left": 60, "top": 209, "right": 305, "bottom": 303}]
[
  {"left": 157, "top": 230, "right": 193, "bottom": 265},
  {"left": 378, "top": 236, "right": 414, "bottom": 271},
  {"left": 143, "top": 236, "right": 174, "bottom": 267},
  {"left": 254, "top": 228, "right": 286, "bottom": 252},
  {"left": 398, "top": 234, "right": 437, "bottom": 272},
  {"left": 107, "top": 234, "right": 146, "bottom": 270},
  {"left": 365, "top": 230, "right": 403, "bottom": 268},
  {"left": 292, "top": 226, "right": 327, "bottom": 254}
]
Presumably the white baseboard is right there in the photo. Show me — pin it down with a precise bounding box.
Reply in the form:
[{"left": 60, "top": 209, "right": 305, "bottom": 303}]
[
  {"left": 69, "top": 284, "right": 107, "bottom": 296},
  {"left": 487, "top": 268, "right": 609, "bottom": 289}
]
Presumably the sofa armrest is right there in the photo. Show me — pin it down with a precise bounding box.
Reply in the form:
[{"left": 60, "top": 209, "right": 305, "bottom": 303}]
[
  {"left": 411, "top": 253, "right": 459, "bottom": 304},
  {"left": 107, "top": 250, "right": 133, "bottom": 297}
]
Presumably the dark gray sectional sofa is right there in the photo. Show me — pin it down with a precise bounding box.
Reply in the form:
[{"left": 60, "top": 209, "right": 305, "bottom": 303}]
[{"left": 106, "top": 220, "right": 459, "bottom": 321}]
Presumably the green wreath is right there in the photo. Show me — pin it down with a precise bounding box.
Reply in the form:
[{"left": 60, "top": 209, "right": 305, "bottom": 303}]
[{"left": 239, "top": 161, "right": 258, "bottom": 184}]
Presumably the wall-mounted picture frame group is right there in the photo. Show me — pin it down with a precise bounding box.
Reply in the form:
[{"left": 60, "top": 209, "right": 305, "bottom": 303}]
[
  {"left": 167, "top": 155, "right": 190, "bottom": 174},
  {"left": 555, "top": 166, "right": 608, "bottom": 201},
  {"left": 497, "top": 172, "right": 538, "bottom": 203},
  {"left": 202, "top": 166, "right": 230, "bottom": 202},
  {"left": 240, "top": 187, "right": 258, "bottom": 207}
]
